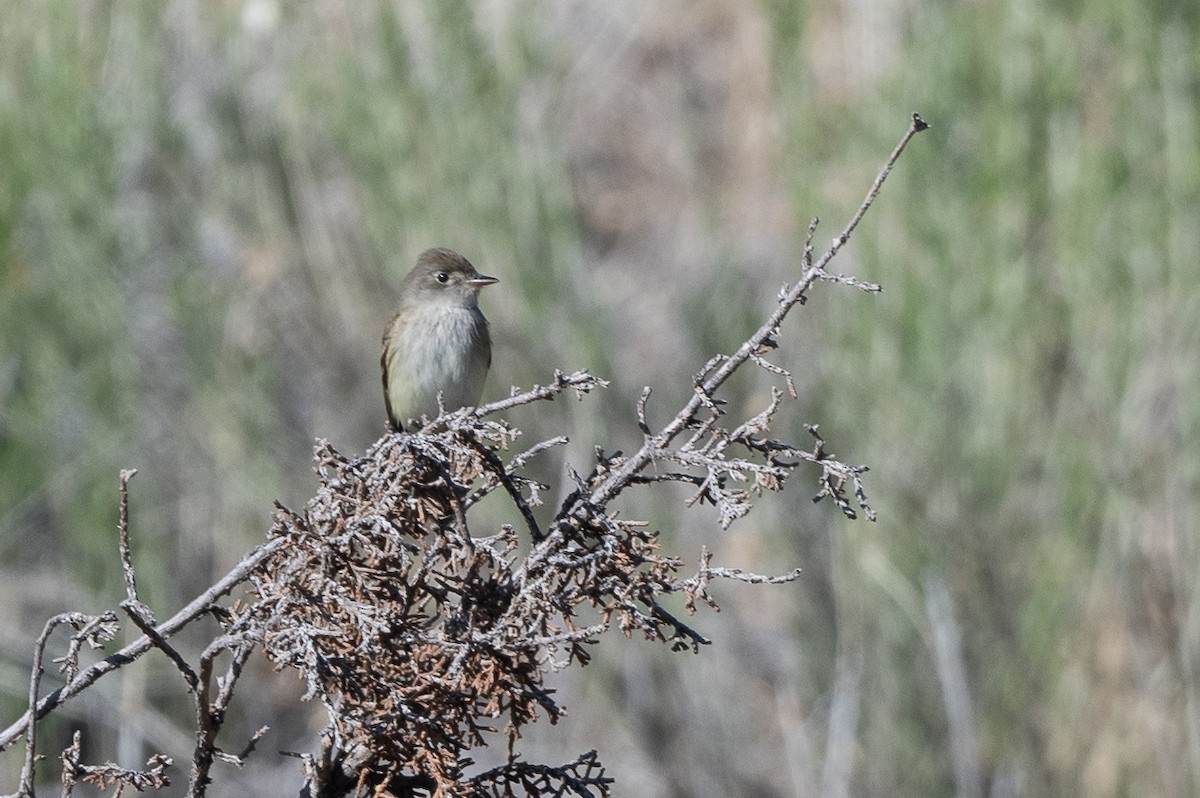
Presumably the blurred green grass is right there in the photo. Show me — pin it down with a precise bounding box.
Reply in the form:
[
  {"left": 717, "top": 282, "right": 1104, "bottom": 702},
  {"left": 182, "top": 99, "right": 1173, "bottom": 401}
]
[{"left": 2, "top": 0, "right": 1198, "bottom": 795}]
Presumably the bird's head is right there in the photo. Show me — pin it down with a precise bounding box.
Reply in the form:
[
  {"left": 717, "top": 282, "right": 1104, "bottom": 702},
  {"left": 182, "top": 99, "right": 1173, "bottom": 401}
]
[{"left": 402, "top": 248, "right": 498, "bottom": 308}]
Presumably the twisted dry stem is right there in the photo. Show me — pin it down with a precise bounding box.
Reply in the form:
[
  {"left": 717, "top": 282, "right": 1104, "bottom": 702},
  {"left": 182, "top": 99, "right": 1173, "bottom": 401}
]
[{"left": 59, "top": 731, "right": 172, "bottom": 796}]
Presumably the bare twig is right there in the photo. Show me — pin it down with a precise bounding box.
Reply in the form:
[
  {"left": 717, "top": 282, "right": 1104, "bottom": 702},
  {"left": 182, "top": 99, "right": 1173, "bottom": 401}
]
[
  {"left": 59, "top": 730, "right": 172, "bottom": 797},
  {"left": 228, "top": 726, "right": 269, "bottom": 765},
  {"left": 0, "top": 536, "right": 286, "bottom": 751},
  {"left": 17, "top": 615, "right": 66, "bottom": 797},
  {"left": 636, "top": 386, "right": 653, "bottom": 436},
  {"left": 802, "top": 216, "right": 819, "bottom": 269},
  {"left": 188, "top": 637, "right": 258, "bottom": 797},
  {"left": 825, "top": 112, "right": 929, "bottom": 256},
  {"left": 117, "top": 469, "right": 140, "bottom": 604},
  {"left": 463, "top": 430, "right": 545, "bottom": 541},
  {"left": 581, "top": 113, "right": 928, "bottom": 509},
  {"left": 7, "top": 613, "right": 119, "bottom": 798},
  {"left": 476, "top": 370, "right": 608, "bottom": 420},
  {"left": 816, "top": 271, "right": 883, "bottom": 293},
  {"left": 52, "top": 612, "right": 120, "bottom": 684}
]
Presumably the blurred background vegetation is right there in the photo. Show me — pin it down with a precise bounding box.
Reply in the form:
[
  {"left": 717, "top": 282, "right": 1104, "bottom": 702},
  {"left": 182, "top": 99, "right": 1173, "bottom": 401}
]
[{"left": 1, "top": 0, "right": 1197, "bottom": 795}]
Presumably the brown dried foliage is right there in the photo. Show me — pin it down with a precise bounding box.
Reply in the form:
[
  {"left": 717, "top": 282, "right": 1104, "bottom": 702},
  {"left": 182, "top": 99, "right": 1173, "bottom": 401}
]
[
  {"left": 240, "top": 361, "right": 787, "bottom": 795},
  {"left": 241, "top": 407, "right": 618, "bottom": 795}
]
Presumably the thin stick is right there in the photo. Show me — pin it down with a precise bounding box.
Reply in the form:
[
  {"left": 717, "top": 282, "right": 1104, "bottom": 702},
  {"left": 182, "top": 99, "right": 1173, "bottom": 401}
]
[
  {"left": 118, "top": 469, "right": 139, "bottom": 603},
  {"left": 825, "top": 112, "right": 929, "bottom": 257},
  {"left": 474, "top": 370, "right": 606, "bottom": 420},
  {"left": 466, "top": 434, "right": 544, "bottom": 541},
  {"left": 15, "top": 616, "right": 61, "bottom": 795}
]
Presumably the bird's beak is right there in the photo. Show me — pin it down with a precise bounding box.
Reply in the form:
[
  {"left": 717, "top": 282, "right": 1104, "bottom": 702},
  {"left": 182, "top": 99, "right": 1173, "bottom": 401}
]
[{"left": 468, "top": 274, "right": 499, "bottom": 288}]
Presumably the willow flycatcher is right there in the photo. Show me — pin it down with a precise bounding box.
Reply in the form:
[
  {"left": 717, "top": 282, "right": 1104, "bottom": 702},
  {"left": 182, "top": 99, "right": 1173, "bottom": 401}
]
[{"left": 381, "top": 248, "right": 498, "bottom": 431}]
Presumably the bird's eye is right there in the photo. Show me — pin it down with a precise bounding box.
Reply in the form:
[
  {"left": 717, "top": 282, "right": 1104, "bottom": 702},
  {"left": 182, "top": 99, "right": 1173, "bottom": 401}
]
[{"left": 435, "top": 271, "right": 449, "bottom": 284}]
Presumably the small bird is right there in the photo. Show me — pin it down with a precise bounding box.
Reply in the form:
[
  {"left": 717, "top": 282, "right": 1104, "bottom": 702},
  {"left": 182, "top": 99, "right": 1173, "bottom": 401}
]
[{"left": 381, "top": 248, "right": 498, "bottom": 431}]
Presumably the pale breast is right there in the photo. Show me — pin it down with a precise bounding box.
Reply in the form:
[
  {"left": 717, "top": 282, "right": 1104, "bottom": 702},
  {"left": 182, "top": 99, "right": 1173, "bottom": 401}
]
[{"left": 385, "top": 303, "right": 490, "bottom": 424}]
